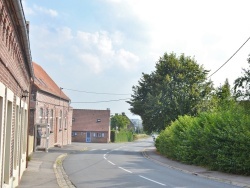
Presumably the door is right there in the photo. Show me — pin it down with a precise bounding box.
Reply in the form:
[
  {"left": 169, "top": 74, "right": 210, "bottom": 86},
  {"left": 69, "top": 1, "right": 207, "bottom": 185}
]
[{"left": 86, "top": 132, "right": 91, "bottom": 143}]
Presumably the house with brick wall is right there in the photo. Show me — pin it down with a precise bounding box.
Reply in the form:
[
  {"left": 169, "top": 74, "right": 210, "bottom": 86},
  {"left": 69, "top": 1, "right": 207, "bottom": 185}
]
[
  {"left": 72, "top": 109, "right": 110, "bottom": 143},
  {"left": 0, "top": 0, "right": 33, "bottom": 187},
  {"left": 29, "top": 62, "right": 72, "bottom": 151}
]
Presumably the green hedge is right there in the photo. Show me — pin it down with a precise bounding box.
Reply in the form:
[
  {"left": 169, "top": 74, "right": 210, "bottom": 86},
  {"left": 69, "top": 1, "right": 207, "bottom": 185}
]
[
  {"left": 110, "top": 130, "right": 134, "bottom": 142},
  {"left": 155, "top": 104, "right": 250, "bottom": 175}
]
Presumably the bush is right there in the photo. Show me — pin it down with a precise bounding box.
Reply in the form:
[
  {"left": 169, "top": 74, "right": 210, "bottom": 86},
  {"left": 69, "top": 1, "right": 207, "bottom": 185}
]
[
  {"left": 156, "top": 103, "right": 250, "bottom": 175},
  {"left": 133, "top": 134, "right": 149, "bottom": 140},
  {"left": 110, "top": 130, "right": 134, "bottom": 142}
]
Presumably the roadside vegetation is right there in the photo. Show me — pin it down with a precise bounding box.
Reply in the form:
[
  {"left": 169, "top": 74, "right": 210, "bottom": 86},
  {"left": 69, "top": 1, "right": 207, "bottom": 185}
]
[
  {"left": 128, "top": 52, "right": 250, "bottom": 175},
  {"left": 110, "top": 113, "right": 149, "bottom": 142},
  {"left": 133, "top": 134, "right": 149, "bottom": 140}
]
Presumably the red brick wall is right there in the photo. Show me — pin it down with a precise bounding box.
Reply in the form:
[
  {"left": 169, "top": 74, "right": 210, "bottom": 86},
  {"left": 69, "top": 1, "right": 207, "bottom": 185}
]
[
  {"left": 0, "top": 0, "right": 32, "bottom": 187},
  {"left": 0, "top": 1, "right": 31, "bottom": 94},
  {"left": 72, "top": 131, "right": 109, "bottom": 143},
  {"left": 32, "top": 90, "right": 72, "bottom": 148}
]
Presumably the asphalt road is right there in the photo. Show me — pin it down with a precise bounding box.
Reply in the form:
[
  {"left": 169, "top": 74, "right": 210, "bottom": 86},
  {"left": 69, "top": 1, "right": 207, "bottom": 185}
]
[{"left": 63, "top": 138, "right": 240, "bottom": 188}]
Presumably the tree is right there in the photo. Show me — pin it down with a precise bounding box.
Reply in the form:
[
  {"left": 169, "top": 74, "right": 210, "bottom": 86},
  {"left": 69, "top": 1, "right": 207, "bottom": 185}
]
[
  {"left": 127, "top": 52, "right": 213, "bottom": 133},
  {"left": 111, "top": 114, "right": 130, "bottom": 131},
  {"left": 234, "top": 55, "right": 250, "bottom": 100},
  {"left": 215, "top": 79, "right": 232, "bottom": 101}
]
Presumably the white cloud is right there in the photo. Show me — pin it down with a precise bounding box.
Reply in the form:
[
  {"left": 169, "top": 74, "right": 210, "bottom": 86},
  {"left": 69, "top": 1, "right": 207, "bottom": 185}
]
[
  {"left": 107, "top": 0, "right": 250, "bottom": 86},
  {"left": 33, "top": 5, "right": 58, "bottom": 17},
  {"left": 24, "top": 0, "right": 250, "bottom": 119},
  {"left": 116, "top": 49, "right": 139, "bottom": 70},
  {"left": 79, "top": 53, "right": 102, "bottom": 74},
  {"left": 56, "top": 27, "right": 73, "bottom": 42},
  {"left": 75, "top": 30, "right": 139, "bottom": 73}
]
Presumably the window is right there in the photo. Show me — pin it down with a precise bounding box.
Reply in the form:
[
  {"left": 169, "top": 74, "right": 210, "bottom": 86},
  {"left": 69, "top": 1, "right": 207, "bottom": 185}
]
[
  {"left": 0, "top": 96, "right": 3, "bottom": 149},
  {"left": 93, "top": 133, "right": 96, "bottom": 137},
  {"left": 96, "top": 133, "right": 104, "bottom": 137},
  {"left": 64, "top": 118, "right": 67, "bottom": 129},
  {"left": 39, "top": 108, "right": 43, "bottom": 123},
  {"left": 45, "top": 108, "right": 49, "bottom": 124},
  {"left": 50, "top": 109, "right": 53, "bottom": 132},
  {"left": 59, "top": 110, "right": 62, "bottom": 129},
  {"left": 4, "top": 100, "right": 13, "bottom": 184},
  {"left": 72, "top": 132, "right": 77, "bottom": 137}
]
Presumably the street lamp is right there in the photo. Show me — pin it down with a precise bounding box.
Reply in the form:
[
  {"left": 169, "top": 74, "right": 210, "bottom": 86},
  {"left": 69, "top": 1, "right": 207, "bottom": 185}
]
[{"left": 22, "top": 90, "right": 29, "bottom": 98}]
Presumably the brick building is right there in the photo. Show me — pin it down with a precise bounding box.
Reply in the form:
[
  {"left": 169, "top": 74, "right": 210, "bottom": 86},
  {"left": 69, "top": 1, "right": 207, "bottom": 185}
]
[
  {"left": 29, "top": 62, "right": 72, "bottom": 150},
  {"left": 72, "top": 109, "right": 110, "bottom": 143},
  {"left": 0, "top": 0, "right": 33, "bottom": 187}
]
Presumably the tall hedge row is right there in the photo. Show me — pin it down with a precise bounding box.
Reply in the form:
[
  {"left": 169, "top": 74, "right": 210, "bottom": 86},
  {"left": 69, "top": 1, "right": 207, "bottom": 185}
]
[
  {"left": 110, "top": 130, "right": 134, "bottom": 142},
  {"left": 155, "top": 104, "right": 250, "bottom": 175}
]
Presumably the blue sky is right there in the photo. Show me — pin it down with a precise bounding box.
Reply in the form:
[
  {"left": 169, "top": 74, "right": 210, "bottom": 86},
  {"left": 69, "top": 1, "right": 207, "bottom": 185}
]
[{"left": 23, "top": 0, "right": 250, "bottom": 119}]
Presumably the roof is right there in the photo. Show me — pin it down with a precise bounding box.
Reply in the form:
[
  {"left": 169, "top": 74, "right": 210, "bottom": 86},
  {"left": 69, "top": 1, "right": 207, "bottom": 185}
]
[
  {"left": 72, "top": 109, "right": 110, "bottom": 132},
  {"left": 33, "top": 62, "right": 70, "bottom": 101},
  {"left": 12, "top": 0, "right": 33, "bottom": 79}
]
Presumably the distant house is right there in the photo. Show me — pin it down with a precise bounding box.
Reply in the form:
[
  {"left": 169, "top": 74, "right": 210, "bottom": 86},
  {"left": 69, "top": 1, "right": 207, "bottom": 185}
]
[
  {"left": 29, "top": 62, "right": 73, "bottom": 151},
  {"left": 72, "top": 109, "right": 110, "bottom": 143},
  {"left": 121, "top": 112, "right": 135, "bottom": 131}
]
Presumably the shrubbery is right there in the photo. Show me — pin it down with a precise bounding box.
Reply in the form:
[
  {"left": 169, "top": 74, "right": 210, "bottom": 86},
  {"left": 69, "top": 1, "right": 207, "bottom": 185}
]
[
  {"left": 133, "top": 134, "right": 149, "bottom": 140},
  {"left": 110, "top": 130, "right": 134, "bottom": 142},
  {"left": 155, "top": 103, "right": 250, "bottom": 175}
]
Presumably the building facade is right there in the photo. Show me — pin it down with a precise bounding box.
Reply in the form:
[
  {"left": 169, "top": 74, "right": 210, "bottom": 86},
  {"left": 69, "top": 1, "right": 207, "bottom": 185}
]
[
  {"left": 29, "top": 62, "right": 72, "bottom": 151},
  {"left": 0, "top": 0, "right": 33, "bottom": 187},
  {"left": 72, "top": 109, "right": 110, "bottom": 143}
]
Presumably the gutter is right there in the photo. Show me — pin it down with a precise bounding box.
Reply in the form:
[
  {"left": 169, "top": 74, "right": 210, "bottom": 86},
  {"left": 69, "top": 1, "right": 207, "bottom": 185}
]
[{"left": 12, "top": 0, "right": 34, "bottom": 80}]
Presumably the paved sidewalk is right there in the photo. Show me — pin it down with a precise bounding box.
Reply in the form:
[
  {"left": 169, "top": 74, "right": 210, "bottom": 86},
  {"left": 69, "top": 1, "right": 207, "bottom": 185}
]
[
  {"left": 18, "top": 144, "right": 80, "bottom": 188},
  {"left": 18, "top": 143, "right": 250, "bottom": 188},
  {"left": 18, "top": 151, "right": 61, "bottom": 188}
]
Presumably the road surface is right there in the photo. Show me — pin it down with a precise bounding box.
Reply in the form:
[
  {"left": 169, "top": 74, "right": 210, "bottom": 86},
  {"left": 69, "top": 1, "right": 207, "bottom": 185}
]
[{"left": 63, "top": 138, "right": 239, "bottom": 188}]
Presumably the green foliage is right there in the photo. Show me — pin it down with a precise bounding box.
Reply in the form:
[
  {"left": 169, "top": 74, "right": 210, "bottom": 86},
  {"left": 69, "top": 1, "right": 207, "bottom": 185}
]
[
  {"left": 133, "top": 134, "right": 149, "bottom": 140},
  {"left": 111, "top": 114, "right": 130, "bottom": 131},
  {"left": 156, "top": 102, "right": 250, "bottom": 175},
  {"left": 216, "top": 79, "right": 231, "bottom": 101},
  {"left": 110, "top": 130, "right": 134, "bottom": 142},
  {"left": 128, "top": 52, "right": 213, "bottom": 133},
  {"left": 234, "top": 55, "right": 250, "bottom": 100}
]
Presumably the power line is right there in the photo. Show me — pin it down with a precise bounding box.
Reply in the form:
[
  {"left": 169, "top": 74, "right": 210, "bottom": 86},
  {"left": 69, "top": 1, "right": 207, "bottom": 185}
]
[
  {"left": 208, "top": 36, "right": 250, "bottom": 79},
  {"left": 71, "top": 98, "right": 131, "bottom": 103},
  {"left": 61, "top": 87, "right": 131, "bottom": 96}
]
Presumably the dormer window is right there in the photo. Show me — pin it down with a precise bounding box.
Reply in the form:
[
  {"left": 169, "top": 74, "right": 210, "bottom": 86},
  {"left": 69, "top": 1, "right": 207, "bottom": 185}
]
[{"left": 97, "top": 119, "right": 101, "bottom": 123}]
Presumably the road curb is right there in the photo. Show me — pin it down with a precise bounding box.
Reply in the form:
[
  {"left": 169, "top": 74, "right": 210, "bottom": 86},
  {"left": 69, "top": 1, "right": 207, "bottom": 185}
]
[
  {"left": 142, "top": 148, "right": 250, "bottom": 188},
  {"left": 53, "top": 153, "right": 76, "bottom": 188}
]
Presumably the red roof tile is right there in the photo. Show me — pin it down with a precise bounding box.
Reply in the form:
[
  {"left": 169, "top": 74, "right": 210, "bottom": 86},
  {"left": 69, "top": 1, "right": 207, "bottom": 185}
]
[{"left": 33, "top": 62, "right": 70, "bottom": 101}]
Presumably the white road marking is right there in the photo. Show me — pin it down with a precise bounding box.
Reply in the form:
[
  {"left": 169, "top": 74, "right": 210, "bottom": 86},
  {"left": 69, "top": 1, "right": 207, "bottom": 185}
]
[
  {"left": 119, "top": 167, "right": 132, "bottom": 173},
  {"left": 139, "top": 175, "right": 166, "bottom": 186},
  {"left": 108, "top": 160, "right": 115, "bottom": 165},
  {"left": 103, "top": 144, "right": 166, "bottom": 187}
]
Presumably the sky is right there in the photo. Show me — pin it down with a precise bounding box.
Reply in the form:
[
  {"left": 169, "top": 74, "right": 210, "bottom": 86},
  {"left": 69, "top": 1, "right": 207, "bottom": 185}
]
[{"left": 22, "top": 0, "right": 250, "bottom": 119}]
